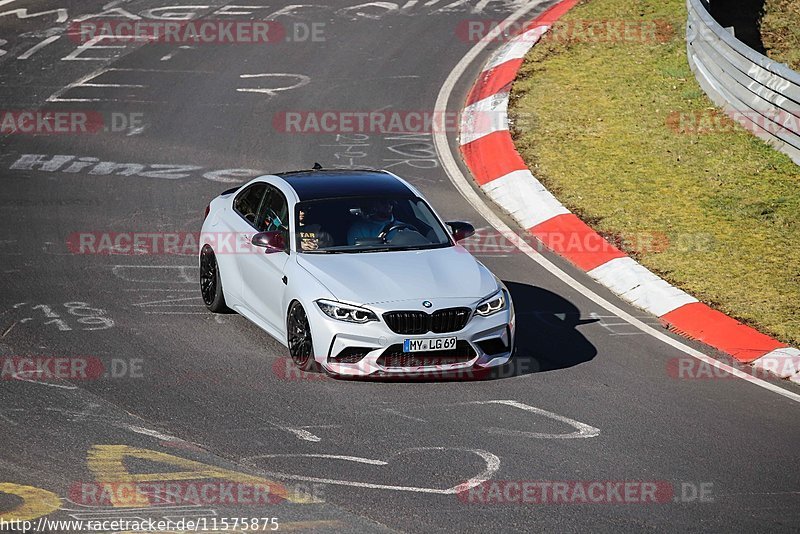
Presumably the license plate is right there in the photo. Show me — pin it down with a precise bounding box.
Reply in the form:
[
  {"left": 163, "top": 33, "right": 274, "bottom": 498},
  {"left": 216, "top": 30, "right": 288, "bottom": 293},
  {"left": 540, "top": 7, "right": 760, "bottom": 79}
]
[{"left": 403, "top": 336, "right": 457, "bottom": 353}]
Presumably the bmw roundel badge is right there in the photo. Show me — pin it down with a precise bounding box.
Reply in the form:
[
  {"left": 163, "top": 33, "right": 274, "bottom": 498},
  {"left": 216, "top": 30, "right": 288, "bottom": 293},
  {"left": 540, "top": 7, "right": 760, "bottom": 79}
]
[{"left": 422, "top": 300, "right": 433, "bottom": 308}]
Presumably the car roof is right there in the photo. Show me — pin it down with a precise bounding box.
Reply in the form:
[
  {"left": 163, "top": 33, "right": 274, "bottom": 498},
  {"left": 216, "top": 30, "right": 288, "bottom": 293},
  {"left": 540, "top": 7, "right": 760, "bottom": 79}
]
[{"left": 275, "top": 169, "right": 416, "bottom": 201}]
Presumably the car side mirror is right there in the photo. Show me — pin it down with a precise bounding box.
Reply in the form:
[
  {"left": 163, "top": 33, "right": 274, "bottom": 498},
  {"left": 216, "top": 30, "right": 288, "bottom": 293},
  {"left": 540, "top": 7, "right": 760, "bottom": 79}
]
[
  {"left": 252, "top": 231, "right": 286, "bottom": 254},
  {"left": 446, "top": 221, "right": 475, "bottom": 242}
]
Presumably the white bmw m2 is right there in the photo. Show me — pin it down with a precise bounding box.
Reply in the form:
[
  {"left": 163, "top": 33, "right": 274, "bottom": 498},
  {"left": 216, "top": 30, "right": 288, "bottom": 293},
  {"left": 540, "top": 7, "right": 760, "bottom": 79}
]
[{"left": 199, "top": 167, "right": 514, "bottom": 377}]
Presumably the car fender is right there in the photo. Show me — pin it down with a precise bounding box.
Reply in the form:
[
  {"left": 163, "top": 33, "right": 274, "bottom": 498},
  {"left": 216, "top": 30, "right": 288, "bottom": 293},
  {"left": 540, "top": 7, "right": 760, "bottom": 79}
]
[{"left": 283, "top": 256, "right": 337, "bottom": 355}]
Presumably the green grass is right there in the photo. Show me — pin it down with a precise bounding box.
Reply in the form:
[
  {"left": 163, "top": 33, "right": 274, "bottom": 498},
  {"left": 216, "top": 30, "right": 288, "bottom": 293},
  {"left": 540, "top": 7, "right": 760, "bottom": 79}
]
[
  {"left": 761, "top": 0, "right": 800, "bottom": 71},
  {"left": 509, "top": 0, "right": 800, "bottom": 345}
]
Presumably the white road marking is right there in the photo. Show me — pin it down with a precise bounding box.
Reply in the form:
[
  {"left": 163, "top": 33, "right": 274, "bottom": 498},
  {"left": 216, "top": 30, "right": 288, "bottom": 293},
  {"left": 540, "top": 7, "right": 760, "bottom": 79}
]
[
  {"left": 62, "top": 35, "right": 147, "bottom": 62},
  {"left": 2, "top": 321, "right": 16, "bottom": 337},
  {"left": 100, "top": 0, "right": 127, "bottom": 9},
  {"left": 133, "top": 296, "right": 202, "bottom": 307},
  {"left": 139, "top": 304, "right": 200, "bottom": 307},
  {"left": 230, "top": 419, "right": 324, "bottom": 442},
  {"left": 47, "top": 66, "right": 113, "bottom": 103},
  {"left": 123, "top": 289, "right": 196, "bottom": 292},
  {"left": 589, "top": 311, "right": 653, "bottom": 336},
  {"left": 381, "top": 407, "right": 427, "bottom": 422},
  {"left": 51, "top": 403, "right": 99, "bottom": 423},
  {"left": 0, "top": 412, "right": 17, "bottom": 426},
  {"left": 126, "top": 424, "right": 183, "bottom": 442},
  {"left": 11, "top": 371, "right": 78, "bottom": 389},
  {"left": 237, "top": 73, "right": 311, "bottom": 96},
  {"left": 18, "top": 35, "right": 60, "bottom": 60},
  {"left": 144, "top": 311, "right": 208, "bottom": 315},
  {"left": 112, "top": 265, "right": 197, "bottom": 283},
  {"left": 256, "top": 454, "right": 388, "bottom": 466},
  {"left": 245, "top": 448, "right": 500, "bottom": 494},
  {"left": 127, "top": 124, "right": 147, "bottom": 136},
  {"left": 469, "top": 400, "right": 600, "bottom": 439},
  {"left": 159, "top": 46, "right": 193, "bottom": 62},
  {"left": 48, "top": 67, "right": 213, "bottom": 103},
  {"left": 79, "top": 83, "right": 145, "bottom": 88},
  {"left": 267, "top": 420, "right": 322, "bottom": 442},
  {"left": 432, "top": 1, "right": 800, "bottom": 405},
  {"left": 110, "top": 67, "right": 214, "bottom": 73}
]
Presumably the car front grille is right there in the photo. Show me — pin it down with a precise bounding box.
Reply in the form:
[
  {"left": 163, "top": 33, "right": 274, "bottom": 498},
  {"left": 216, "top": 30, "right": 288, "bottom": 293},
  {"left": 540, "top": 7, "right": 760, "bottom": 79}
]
[
  {"left": 376, "top": 341, "right": 476, "bottom": 368},
  {"left": 383, "top": 307, "right": 471, "bottom": 334}
]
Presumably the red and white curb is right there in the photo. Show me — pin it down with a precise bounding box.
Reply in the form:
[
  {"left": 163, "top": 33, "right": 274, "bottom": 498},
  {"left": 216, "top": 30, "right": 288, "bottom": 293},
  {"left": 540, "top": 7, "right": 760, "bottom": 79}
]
[{"left": 458, "top": 0, "right": 800, "bottom": 383}]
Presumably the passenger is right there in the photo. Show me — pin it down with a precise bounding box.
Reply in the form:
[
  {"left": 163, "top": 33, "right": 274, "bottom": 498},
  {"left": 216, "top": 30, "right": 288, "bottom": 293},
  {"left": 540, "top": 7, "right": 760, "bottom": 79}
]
[{"left": 298, "top": 207, "right": 333, "bottom": 251}]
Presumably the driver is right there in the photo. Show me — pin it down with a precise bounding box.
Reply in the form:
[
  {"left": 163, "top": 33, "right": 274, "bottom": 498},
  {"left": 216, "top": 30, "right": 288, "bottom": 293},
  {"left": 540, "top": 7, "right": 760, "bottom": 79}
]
[{"left": 347, "top": 199, "right": 402, "bottom": 245}]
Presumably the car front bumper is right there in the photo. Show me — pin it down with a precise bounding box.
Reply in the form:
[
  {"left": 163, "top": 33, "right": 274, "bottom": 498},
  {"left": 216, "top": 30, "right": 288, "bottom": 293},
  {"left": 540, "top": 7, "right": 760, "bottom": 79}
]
[{"left": 306, "top": 295, "right": 515, "bottom": 377}]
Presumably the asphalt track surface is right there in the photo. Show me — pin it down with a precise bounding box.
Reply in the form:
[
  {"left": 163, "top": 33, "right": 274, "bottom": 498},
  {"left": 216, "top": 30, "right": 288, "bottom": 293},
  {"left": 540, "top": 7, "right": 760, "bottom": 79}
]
[{"left": 0, "top": 0, "right": 798, "bottom": 532}]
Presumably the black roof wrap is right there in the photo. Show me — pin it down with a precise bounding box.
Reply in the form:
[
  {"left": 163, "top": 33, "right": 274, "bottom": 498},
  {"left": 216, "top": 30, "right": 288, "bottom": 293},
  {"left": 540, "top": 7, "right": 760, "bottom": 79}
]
[{"left": 278, "top": 170, "right": 415, "bottom": 201}]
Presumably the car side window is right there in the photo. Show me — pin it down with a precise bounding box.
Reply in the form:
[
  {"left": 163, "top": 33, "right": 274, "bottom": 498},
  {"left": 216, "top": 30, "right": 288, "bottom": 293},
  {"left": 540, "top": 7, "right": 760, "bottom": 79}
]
[
  {"left": 259, "top": 185, "right": 290, "bottom": 249},
  {"left": 234, "top": 183, "right": 268, "bottom": 228}
]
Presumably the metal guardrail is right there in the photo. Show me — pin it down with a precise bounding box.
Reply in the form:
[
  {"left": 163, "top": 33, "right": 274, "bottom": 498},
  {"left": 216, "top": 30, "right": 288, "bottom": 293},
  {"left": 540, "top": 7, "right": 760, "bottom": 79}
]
[{"left": 686, "top": 0, "right": 800, "bottom": 164}]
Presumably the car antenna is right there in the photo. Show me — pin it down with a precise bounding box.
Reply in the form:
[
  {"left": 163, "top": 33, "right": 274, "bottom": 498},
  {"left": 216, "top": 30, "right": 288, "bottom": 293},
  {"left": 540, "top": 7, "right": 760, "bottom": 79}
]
[{"left": 312, "top": 162, "right": 323, "bottom": 170}]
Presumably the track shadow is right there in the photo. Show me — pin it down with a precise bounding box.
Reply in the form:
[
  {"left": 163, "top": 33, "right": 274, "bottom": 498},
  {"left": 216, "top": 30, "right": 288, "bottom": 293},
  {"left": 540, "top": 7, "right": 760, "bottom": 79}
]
[
  {"left": 339, "top": 280, "right": 597, "bottom": 382},
  {"left": 709, "top": 0, "right": 766, "bottom": 53},
  {"left": 480, "top": 281, "right": 598, "bottom": 380}
]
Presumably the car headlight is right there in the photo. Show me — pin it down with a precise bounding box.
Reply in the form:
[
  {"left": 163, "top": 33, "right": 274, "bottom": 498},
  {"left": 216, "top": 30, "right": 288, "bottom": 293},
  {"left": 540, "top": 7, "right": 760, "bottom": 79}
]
[
  {"left": 475, "top": 289, "right": 507, "bottom": 317},
  {"left": 316, "top": 299, "right": 378, "bottom": 324}
]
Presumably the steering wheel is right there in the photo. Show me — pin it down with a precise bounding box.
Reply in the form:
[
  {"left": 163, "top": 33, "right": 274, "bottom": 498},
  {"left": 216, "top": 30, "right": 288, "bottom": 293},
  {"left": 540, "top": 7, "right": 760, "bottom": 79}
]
[
  {"left": 378, "top": 221, "right": 419, "bottom": 242},
  {"left": 264, "top": 208, "right": 285, "bottom": 231}
]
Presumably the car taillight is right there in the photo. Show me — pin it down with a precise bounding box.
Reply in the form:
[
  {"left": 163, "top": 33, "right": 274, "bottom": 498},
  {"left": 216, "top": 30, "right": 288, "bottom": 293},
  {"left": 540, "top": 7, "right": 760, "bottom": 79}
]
[{"left": 204, "top": 204, "right": 210, "bottom": 221}]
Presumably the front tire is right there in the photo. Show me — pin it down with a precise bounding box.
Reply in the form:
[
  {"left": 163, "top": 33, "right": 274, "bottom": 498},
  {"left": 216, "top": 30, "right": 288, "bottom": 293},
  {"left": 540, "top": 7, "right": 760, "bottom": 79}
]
[
  {"left": 200, "top": 245, "right": 229, "bottom": 313},
  {"left": 287, "top": 301, "right": 319, "bottom": 372}
]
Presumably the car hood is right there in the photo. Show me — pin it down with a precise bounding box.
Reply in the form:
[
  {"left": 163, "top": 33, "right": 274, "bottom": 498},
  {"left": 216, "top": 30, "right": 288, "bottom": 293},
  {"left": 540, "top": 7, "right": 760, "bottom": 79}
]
[{"left": 296, "top": 246, "right": 498, "bottom": 305}]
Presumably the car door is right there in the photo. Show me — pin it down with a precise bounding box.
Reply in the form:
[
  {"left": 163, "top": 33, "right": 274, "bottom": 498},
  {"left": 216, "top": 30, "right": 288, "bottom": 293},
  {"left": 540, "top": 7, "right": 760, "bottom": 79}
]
[
  {"left": 239, "top": 184, "right": 291, "bottom": 333},
  {"left": 216, "top": 181, "right": 269, "bottom": 305}
]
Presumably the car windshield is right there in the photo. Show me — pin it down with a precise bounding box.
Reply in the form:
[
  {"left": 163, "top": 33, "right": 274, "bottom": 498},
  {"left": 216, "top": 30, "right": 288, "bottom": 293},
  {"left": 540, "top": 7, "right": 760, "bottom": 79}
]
[{"left": 295, "top": 196, "right": 453, "bottom": 253}]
